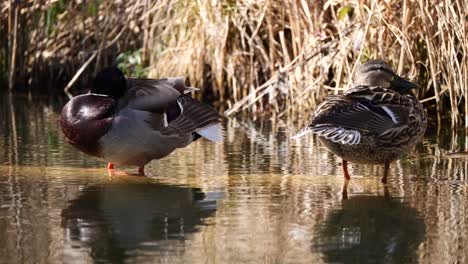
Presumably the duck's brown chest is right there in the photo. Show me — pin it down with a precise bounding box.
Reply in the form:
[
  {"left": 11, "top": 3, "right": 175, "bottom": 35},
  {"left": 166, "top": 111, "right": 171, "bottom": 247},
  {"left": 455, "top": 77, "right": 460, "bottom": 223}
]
[{"left": 60, "top": 94, "right": 115, "bottom": 157}]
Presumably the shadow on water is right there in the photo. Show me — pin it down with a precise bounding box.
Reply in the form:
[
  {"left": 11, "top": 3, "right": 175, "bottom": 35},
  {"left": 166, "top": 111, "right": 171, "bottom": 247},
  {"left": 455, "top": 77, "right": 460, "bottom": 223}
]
[
  {"left": 312, "top": 188, "right": 425, "bottom": 264},
  {"left": 61, "top": 177, "right": 217, "bottom": 263}
]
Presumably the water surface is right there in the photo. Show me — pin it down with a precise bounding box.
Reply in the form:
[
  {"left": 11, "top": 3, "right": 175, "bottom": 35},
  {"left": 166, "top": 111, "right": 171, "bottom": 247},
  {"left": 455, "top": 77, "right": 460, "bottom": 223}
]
[{"left": 1, "top": 94, "right": 468, "bottom": 263}]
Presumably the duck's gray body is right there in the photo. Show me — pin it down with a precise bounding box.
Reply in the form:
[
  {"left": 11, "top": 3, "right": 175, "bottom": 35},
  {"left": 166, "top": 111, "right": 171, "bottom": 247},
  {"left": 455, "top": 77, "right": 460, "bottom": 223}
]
[
  {"left": 99, "top": 106, "right": 194, "bottom": 167},
  {"left": 61, "top": 69, "right": 222, "bottom": 171}
]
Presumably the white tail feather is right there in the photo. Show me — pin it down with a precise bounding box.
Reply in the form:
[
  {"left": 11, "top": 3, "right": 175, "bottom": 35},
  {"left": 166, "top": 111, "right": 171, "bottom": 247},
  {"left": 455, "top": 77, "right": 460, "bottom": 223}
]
[
  {"left": 196, "top": 124, "right": 224, "bottom": 142},
  {"left": 292, "top": 127, "right": 313, "bottom": 140}
]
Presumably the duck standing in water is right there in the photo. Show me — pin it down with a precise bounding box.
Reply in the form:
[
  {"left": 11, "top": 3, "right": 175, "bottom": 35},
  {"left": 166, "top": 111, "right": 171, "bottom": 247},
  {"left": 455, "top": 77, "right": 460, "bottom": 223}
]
[
  {"left": 61, "top": 67, "right": 223, "bottom": 175},
  {"left": 294, "top": 60, "right": 426, "bottom": 183}
]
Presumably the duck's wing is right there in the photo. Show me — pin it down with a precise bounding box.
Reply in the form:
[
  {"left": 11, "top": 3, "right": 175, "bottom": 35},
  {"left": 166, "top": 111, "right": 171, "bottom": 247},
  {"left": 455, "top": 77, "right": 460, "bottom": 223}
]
[
  {"left": 160, "top": 95, "right": 223, "bottom": 142},
  {"left": 294, "top": 86, "right": 411, "bottom": 145},
  {"left": 122, "top": 77, "right": 197, "bottom": 111},
  {"left": 344, "top": 86, "right": 423, "bottom": 146},
  {"left": 124, "top": 77, "right": 223, "bottom": 141}
]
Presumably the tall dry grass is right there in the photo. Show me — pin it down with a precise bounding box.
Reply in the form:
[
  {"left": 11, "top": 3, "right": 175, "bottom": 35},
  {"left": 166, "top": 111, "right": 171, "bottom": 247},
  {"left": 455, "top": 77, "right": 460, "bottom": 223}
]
[
  {"left": 0, "top": 0, "right": 146, "bottom": 91},
  {"left": 1, "top": 0, "right": 468, "bottom": 128},
  {"left": 146, "top": 0, "right": 468, "bottom": 129}
]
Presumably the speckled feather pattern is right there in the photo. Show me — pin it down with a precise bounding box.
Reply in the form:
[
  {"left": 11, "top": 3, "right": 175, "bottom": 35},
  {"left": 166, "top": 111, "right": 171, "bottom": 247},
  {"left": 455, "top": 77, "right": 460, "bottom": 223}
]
[{"left": 310, "top": 85, "right": 427, "bottom": 164}]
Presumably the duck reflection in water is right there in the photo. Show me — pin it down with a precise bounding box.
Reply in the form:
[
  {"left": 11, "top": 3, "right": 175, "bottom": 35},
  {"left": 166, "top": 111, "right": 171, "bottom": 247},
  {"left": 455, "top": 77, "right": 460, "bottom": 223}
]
[
  {"left": 61, "top": 179, "right": 217, "bottom": 262},
  {"left": 341, "top": 181, "right": 390, "bottom": 200},
  {"left": 312, "top": 186, "right": 425, "bottom": 264}
]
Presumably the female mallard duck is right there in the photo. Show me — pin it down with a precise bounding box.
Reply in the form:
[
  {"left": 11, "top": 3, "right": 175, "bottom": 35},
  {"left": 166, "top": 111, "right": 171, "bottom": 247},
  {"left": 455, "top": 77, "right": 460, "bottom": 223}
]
[
  {"left": 294, "top": 60, "right": 426, "bottom": 183},
  {"left": 61, "top": 67, "right": 223, "bottom": 175}
]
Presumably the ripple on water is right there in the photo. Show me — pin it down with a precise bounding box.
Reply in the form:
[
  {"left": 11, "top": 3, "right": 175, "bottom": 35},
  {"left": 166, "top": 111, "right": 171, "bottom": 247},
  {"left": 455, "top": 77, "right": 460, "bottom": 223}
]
[{"left": 1, "top": 95, "right": 468, "bottom": 263}]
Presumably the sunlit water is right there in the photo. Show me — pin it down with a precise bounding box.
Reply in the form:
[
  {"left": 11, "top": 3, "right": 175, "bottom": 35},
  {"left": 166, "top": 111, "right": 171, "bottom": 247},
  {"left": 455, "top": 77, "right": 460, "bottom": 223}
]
[{"left": 1, "top": 93, "right": 468, "bottom": 263}]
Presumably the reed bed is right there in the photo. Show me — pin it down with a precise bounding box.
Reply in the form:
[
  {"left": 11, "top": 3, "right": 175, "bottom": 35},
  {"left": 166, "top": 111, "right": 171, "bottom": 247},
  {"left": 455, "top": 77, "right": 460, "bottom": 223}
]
[
  {"left": 1, "top": 0, "right": 146, "bottom": 92},
  {"left": 1, "top": 0, "right": 468, "bottom": 128}
]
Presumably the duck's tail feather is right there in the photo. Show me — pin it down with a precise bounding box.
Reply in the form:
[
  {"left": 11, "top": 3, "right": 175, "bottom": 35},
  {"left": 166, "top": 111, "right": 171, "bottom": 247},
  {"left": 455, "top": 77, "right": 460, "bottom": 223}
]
[
  {"left": 196, "top": 124, "right": 224, "bottom": 142},
  {"left": 292, "top": 125, "right": 361, "bottom": 145},
  {"left": 292, "top": 127, "right": 313, "bottom": 140},
  {"left": 312, "top": 125, "right": 361, "bottom": 145}
]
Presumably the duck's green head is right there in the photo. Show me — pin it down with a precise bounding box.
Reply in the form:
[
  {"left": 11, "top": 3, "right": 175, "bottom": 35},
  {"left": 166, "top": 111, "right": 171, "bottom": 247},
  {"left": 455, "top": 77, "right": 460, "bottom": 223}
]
[
  {"left": 354, "top": 60, "right": 420, "bottom": 94},
  {"left": 91, "top": 67, "right": 127, "bottom": 98}
]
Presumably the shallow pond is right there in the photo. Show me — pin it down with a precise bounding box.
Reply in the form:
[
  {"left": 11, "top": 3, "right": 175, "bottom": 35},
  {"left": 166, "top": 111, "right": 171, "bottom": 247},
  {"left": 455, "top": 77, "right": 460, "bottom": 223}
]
[{"left": 1, "top": 94, "right": 468, "bottom": 263}]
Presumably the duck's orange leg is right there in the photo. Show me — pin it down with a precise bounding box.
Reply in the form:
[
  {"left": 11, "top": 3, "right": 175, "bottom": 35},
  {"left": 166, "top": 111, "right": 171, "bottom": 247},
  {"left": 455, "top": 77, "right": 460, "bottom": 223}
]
[
  {"left": 138, "top": 167, "right": 145, "bottom": 176},
  {"left": 342, "top": 160, "right": 351, "bottom": 181},
  {"left": 106, "top": 163, "right": 115, "bottom": 177},
  {"left": 381, "top": 161, "right": 390, "bottom": 184}
]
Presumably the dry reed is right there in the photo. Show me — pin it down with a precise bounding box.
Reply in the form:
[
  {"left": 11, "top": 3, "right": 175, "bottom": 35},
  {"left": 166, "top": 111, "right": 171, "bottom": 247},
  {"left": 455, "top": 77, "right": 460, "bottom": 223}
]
[
  {"left": 1, "top": 0, "right": 467, "bottom": 128},
  {"left": 0, "top": 0, "right": 146, "bottom": 91},
  {"left": 145, "top": 0, "right": 468, "bottom": 129}
]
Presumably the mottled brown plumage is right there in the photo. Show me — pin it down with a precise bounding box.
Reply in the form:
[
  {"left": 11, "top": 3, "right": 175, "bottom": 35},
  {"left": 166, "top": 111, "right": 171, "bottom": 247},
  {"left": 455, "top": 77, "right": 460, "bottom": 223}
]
[{"left": 295, "top": 60, "right": 427, "bottom": 183}]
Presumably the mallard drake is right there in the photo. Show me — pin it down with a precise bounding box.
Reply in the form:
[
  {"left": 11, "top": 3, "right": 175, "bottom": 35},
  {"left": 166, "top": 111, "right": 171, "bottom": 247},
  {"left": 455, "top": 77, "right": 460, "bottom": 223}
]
[
  {"left": 60, "top": 67, "right": 223, "bottom": 175},
  {"left": 294, "top": 60, "right": 426, "bottom": 183}
]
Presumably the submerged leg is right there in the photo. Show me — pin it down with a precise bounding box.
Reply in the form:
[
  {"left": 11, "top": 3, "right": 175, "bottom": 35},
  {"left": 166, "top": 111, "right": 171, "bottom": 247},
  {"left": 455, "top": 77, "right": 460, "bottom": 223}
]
[
  {"left": 384, "top": 185, "right": 390, "bottom": 199},
  {"left": 381, "top": 161, "right": 390, "bottom": 184},
  {"left": 342, "top": 180, "right": 349, "bottom": 200},
  {"left": 342, "top": 160, "right": 351, "bottom": 181},
  {"left": 138, "top": 166, "right": 145, "bottom": 176}
]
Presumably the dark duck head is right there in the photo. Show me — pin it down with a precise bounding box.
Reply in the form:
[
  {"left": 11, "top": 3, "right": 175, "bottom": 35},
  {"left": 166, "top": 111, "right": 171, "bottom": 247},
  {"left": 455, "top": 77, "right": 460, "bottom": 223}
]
[
  {"left": 353, "top": 60, "right": 420, "bottom": 94},
  {"left": 60, "top": 67, "right": 125, "bottom": 157},
  {"left": 90, "top": 67, "right": 127, "bottom": 98}
]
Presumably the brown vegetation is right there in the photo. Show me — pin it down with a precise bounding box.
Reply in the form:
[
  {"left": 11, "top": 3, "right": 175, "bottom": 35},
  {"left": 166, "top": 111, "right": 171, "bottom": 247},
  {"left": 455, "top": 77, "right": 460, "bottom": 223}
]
[
  {"left": 1, "top": 0, "right": 467, "bottom": 128},
  {"left": 1, "top": 0, "right": 145, "bottom": 91}
]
